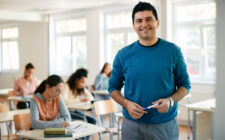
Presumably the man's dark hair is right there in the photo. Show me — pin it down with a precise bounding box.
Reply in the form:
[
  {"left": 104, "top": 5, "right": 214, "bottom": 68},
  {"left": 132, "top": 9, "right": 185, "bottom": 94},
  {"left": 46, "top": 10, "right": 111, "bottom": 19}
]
[
  {"left": 132, "top": 1, "right": 158, "bottom": 24},
  {"left": 25, "top": 63, "right": 34, "bottom": 70}
]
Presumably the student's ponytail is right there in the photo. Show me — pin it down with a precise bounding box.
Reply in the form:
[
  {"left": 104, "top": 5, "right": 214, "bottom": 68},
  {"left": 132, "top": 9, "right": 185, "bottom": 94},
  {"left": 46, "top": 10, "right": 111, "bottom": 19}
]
[
  {"left": 35, "top": 75, "right": 64, "bottom": 94},
  {"left": 35, "top": 80, "right": 47, "bottom": 94}
]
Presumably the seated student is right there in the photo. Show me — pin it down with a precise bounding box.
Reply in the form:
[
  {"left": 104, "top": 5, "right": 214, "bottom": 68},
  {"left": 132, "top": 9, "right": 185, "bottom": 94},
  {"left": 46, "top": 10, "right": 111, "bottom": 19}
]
[
  {"left": 62, "top": 68, "right": 96, "bottom": 126},
  {"left": 30, "top": 75, "right": 71, "bottom": 129},
  {"left": 93, "top": 62, "right": 111, "bottom": 100},
  {"left": 13, "top": 63, "right": 40, "bottom": 109}
]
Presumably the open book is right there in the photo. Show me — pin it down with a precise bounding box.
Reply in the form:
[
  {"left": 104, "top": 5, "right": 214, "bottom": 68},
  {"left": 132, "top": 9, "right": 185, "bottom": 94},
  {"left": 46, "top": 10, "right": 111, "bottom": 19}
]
[{"left": 66, "top": 123, "right": 88, "bottom": 133}]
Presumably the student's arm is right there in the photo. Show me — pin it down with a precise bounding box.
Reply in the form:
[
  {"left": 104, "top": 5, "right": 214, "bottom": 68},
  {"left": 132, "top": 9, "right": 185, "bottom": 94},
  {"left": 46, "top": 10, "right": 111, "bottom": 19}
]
[
  {"left": 13, "top": 79, "right": 20, "bottom": 96},
  {"left": 58, "top": 98, "right": 71, "bottom": 122},
  {"left": 93, "top": 75, "right": 104, "bottom": 90},
  {"left": 84, "top": 89, "right": 94, "bottom": 101},
  {"left": 30, "top": 98, "right": 65, "bottom": 129}
]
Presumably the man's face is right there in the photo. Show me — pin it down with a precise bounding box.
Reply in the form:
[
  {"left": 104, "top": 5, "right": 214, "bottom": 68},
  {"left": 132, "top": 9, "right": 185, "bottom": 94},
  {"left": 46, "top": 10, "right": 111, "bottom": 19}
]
[{"left": 133, "top": 10, "right": 159, "bottom": 41}]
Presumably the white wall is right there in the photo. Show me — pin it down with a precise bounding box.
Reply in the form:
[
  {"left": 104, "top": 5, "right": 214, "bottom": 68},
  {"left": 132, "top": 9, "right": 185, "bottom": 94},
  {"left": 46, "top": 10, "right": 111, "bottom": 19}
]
[
  {"left": 0, "top": 21, "right": 48, "bottom": 88},
  {"left": 214, "top": 0, "right": 225, "bottom": 139}
]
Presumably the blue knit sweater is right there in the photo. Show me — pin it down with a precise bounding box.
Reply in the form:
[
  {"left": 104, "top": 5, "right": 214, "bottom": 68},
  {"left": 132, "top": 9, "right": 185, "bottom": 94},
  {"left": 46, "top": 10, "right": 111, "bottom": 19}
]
[{"left": 109, "top": 38, "right": 191, "bottom": 124}]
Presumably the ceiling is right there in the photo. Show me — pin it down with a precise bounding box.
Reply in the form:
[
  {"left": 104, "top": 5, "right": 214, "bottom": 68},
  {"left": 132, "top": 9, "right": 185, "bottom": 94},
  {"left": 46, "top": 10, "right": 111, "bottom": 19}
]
[
  {"left": 0, "top": 0, "right": 158, "bottom": 22},
  {"left": 0, "top": 0, "right": 140, "bottom": 14}
]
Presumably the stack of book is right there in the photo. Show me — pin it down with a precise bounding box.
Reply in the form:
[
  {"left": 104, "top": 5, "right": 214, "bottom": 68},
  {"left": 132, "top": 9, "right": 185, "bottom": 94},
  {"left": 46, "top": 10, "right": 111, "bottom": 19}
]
[{"left": 44, "top": 128, "right": 72, "bottom": 138}]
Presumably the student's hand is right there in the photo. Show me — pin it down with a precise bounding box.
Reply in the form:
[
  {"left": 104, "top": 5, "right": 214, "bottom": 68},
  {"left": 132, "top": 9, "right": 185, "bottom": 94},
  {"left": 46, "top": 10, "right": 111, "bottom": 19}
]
[
  {"left": 81, "top": 98, "right": 88, "bottom": 102},
  {"left": 124, "top": 99, "right": 147, "bottom": 119},
  {"left": 62, "top": 122, "right": 70, "bottom": 128},
  {"left": 152, "top": 98, "right": 170, "bottom": 113}
]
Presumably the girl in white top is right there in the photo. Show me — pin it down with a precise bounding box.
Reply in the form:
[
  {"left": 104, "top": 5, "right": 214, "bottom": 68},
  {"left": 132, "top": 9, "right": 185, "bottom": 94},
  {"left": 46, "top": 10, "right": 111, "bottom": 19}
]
[{"left": 62, "top": 68, "right": 96, "bottom": 131}]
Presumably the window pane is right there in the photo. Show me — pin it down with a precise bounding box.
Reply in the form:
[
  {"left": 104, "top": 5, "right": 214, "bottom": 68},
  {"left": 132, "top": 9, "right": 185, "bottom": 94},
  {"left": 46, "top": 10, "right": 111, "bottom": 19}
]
[
  {"left": 107, "top": 33, "right": 125, "bottom": 62},
  {"left": 106, "top": 11, "right": 132, "bottom": 29},
  {"left": 205, "top": 27, "right": 216, "bottom": 77},
  {"left": 2, "top": 41, "right": 19, "bottom": 70},
  {"left": 72, "top": 36, "right": 87, "bottom": 69},
  {"left": 128, "top": 32, "right": 138, "bottom": 44},
  {"left": 176, "top": 2, "right": 216, "bottom": 22},
  {"left": 56, "top": 18, "right": 86, "bottom": 33},
  {"left": 2, "top": 27, "right": 18, "bottom": 39},
  {"left": 56, "top": 36, "right": 72, "bottom": 75},
  {"left": 184, "top": 49, "right": 201, "bottom": 75},
  {"left": 175, "top": 28, "right": 201, "bottom": 49}
]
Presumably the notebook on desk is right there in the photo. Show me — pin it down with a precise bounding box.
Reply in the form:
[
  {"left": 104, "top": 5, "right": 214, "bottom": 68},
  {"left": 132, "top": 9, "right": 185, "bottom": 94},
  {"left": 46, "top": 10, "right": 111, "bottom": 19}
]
[
  {"left": 44, "top": 132, "right": 73, "bottom": 138},
  {"left": 67, "top": 123, "right": 88, "bottom": 133}
]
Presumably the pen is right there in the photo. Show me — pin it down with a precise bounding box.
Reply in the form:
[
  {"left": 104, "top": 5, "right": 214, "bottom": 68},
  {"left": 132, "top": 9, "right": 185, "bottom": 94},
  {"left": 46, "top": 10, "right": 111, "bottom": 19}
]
[{"left": 143, "top": 103, "right": 160, "bottom": 111}]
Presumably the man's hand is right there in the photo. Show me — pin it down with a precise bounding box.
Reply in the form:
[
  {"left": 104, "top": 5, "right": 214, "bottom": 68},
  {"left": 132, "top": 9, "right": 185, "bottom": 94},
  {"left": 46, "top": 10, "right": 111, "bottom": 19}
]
[
  {"left": 124, "top": 99, "right": 147, "bottom": 119},
  {"left": 152, "top": 98, "right": 170, "bottom": 113}
]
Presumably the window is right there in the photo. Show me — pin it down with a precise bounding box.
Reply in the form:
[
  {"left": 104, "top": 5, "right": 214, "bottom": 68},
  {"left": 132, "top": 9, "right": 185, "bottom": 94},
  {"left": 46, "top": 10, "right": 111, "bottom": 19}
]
[
  {"left": 171, "top": 0, "right": 216, "bottom": 82},
  {"left": 104, "top": 10, "right": 138, "bottom": 63},
  {"left": 0, "top": 27, "right": 19, "bottom": 72},
  {"left": 50, "top": 17, "right": 87, "bottom": 75}
]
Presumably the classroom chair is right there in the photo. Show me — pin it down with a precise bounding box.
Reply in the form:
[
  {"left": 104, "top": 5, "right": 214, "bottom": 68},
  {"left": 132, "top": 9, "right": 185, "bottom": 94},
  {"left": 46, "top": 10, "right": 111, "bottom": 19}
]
[
  {"left": 93, "top": 99, "right": 121, "bottom": 140},
  {"left": 13, "top": 113, "right": 31, "bottom": 134},
  {"left": 0, "top": 103, "right": 11, "bottom": 134},
  {"left": 0, "top": 103, "right": 18, "bottom": 140}
]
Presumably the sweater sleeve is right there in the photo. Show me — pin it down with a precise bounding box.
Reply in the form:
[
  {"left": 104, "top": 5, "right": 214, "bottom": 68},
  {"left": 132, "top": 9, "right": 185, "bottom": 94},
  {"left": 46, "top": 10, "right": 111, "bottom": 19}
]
[
  {"left": 30, "top": 98, "right": 71, "bottom": 129},
  {"left": 108, "top": 51, "right": 124, "bottom": 95},
  {"left": 174, "top": 47, "right": 191, "bottom": 92},
  {"left": 93, "top": 74, "right": 105, "bottom": 90},
  {"left": 58, "top": 98, "right": 71, "bottom": 122}
]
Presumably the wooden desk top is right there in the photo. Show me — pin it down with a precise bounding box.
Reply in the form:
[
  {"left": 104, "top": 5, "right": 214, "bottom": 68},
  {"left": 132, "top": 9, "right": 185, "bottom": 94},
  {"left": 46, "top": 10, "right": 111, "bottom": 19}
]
[
  {"left": 92, "top": 90, "right": 109, "bottom": 95},
  {"left": 0, "top": 109, "right": 30, "bottom": 123},
  {"left": 185, "top": 98, "right": 216, "bottom": 112},
  {"left": 8, "top": 96, "right": 32, "bottom": 102},
  {"left": 18, "top": 120, "right": 105, "bottom": 140},
  {"left": 0, "top": 88, "right": 12, "bottom": 96},
  {"left": 67, "top": 102, "right": 93, "bottom": 111}
]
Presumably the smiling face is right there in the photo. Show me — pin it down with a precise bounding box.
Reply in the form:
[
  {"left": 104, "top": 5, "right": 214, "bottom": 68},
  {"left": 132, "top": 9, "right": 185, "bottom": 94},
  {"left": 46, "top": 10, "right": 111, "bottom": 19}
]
[{"left": 133, "top": 10, "right": 159, "bottom": 42}]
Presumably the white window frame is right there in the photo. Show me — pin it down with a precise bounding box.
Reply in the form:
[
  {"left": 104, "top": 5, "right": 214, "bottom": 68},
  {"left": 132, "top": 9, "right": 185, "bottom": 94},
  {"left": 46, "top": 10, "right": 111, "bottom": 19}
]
[
  {"left": 0, "top": 25, "right": 19, "bottom": 73},
  {"left": 49, "top": 15, "right": 87, "bottom": 76},
  {"left": 104, "top": 9, "right": 137, "bottom": 63},
  {"left": 170, "top": 0, "right": 216, "bottom": 83}
]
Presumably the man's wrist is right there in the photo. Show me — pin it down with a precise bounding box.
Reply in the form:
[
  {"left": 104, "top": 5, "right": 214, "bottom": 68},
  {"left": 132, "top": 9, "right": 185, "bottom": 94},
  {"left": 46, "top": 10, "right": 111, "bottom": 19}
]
[{"left": 169, "top": 97, "right": 174, "bottom": 108}]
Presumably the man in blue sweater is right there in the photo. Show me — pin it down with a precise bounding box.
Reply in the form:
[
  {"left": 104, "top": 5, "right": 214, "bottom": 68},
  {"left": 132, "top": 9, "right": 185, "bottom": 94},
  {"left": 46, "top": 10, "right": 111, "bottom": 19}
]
[{"left": 109, "top": 2, "right": 191, "bottom": 140}]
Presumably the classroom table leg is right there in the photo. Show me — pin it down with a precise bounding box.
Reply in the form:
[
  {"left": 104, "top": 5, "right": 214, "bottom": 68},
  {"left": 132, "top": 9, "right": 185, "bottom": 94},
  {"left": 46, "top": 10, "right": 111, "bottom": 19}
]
[{"left": 192, "top": 110, "right": 196, "bottom": 140}]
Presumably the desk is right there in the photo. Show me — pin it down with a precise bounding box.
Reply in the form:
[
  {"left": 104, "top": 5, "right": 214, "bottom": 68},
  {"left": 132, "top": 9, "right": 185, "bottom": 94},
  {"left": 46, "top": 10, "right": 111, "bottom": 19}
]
[
  {"left": 92, "top": 90, "right": 109, "bottom": 95},
  {"left": 0, "top": 109, "right": 30, "bottom": 123},
  {"left": 185, "top": 99, "right": 215, "bottom": 140},
  {"left": 18, "top": 120, "right": 105, "bottom": 140},
  {"left": 67, "top": 102, "right": 93, "bottom": 111},
  {"left": 0, "top": 109, "right": 30, "bottom": 134},
  {"left": 0, "top": 88, "right": 12, "bottom": 97},
  {"left": 8, "top": 96, "right": 32, "bottom": 110}
]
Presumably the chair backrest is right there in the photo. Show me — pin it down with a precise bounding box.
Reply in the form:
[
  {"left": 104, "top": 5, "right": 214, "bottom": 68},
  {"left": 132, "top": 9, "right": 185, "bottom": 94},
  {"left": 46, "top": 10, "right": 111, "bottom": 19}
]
[
  {"left": 13, "top": 113, "right": 31, "bottom": 132},
  {"left": 94, "top": 100, "right": 117, "bottom": 115},
  {"left": 8, "top": 90, "right": 13, "bottom": 97},
  {"left": 0, "top": 103, "right": 9, "bottom": 112}
]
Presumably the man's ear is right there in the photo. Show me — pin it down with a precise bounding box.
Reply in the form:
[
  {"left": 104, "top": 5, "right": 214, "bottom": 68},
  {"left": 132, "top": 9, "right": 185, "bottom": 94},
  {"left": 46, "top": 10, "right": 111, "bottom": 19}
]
[{"left": 157, "top": 19, "right": 160, "bottom": 28}]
